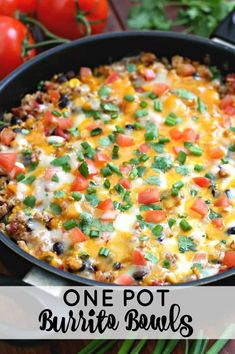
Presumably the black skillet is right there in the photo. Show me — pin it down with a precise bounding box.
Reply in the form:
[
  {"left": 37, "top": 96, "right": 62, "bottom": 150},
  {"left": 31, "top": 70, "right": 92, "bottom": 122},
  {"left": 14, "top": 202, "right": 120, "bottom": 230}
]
[{"left": 0, "top": 10, "right": 235, "bottom": 287}]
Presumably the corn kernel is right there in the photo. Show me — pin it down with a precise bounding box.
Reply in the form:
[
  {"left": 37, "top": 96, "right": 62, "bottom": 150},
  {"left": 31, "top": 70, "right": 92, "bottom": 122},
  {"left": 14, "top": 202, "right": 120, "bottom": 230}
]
[{"left": 69, "top": 78, "right": 81, "bottom": 88}]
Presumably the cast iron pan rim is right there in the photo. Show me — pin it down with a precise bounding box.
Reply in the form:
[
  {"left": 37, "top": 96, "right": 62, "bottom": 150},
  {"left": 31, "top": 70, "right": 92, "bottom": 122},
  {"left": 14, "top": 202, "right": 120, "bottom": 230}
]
[
  {"left": 0, "top": 30, "right": 235, "bottom": 286},
  {"left": 1, "top": 30, "right": 235, "bottom": 91}
]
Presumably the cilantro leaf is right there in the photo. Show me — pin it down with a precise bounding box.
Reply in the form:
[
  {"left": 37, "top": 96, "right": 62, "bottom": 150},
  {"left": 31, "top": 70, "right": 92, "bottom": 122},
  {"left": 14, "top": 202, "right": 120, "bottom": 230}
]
[
  {"left": 152, "top": 156, "right": 173, "bottom": 172},
  {"left": 178, "top": 236, "right": 197, "bottom": 253}
]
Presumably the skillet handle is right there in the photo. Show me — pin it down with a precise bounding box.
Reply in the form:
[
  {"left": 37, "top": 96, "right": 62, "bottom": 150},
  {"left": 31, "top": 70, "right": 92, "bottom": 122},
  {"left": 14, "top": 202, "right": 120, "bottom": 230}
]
[{"left": 212, "top": 9, "right": 235, "bottom": 48}]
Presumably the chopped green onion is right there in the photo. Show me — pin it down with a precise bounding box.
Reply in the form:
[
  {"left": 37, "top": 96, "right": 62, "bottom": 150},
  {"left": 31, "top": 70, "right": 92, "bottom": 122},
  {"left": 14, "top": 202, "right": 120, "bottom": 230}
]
[
  {"left": 103, "top": 179, "right": 111, "bottom": 189},
  {"left": 101, "top": 166, "right": 112, "bottom": 177},
  {"left": 140, "top": 100, "right": 148, "bottom": 108},
  {"left": 180, "top": 219, "right": 192, "bottom": 232},
  {"left": 16, "top": 173, "right": 25, "bottom": 182},
  {"left": 112, "top": 145, "right": 119, "bottom": 160},
  {"left": 22, "top": 175, "right": 36, "bottom": 185},
  {"left": 90, "top": 230, "right": 100, "bottom": 238},
  {"left": 152, "top": 224, "right": 163, "bottom": 237},
  {"left": 189, "top": 145, "right": 203, "bottom": 156},
  {"left": 72, "top": 192, "right": 82, "bottom": 201},
  {"left": 176, "top": 150, "right": 187, "bottom": 164},
  {"left": 124, "top": 94, "right": 134, "bottom": 102},
  {"left": 107, "top": 162, "right": 122, "bottom": 176},
  {"left": 63, "top": 219, "right": 78, "bottom": 230},
  {"left": 134, "top": 109, "right": 148, "bottom": 118},
  {"left": 99, "top": 247, "right": 110, "bottom": 257},
  {"left": 154, "top": 99, "right": 163, "bottom": 112},
  {"left": 194, "top": 164, "right": 204, "bottom": 172},
  {"left": 78, "top": 161, "right": 89, "bottom": 178},
  {"left": 50, "top": 202, "right": 62, "bottom": 216},
  {"left": 90, "top": 127, "right": 103, "bottom": 136},
  {"left": 23, "top": 196, "right": 36, "bottom": 208}
]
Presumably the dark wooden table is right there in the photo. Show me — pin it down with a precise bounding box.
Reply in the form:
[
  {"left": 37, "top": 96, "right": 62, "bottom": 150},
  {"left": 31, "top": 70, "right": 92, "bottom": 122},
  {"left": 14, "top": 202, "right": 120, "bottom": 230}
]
[{"left": 0, "top": 1, "right": 234, "bottom": 353}]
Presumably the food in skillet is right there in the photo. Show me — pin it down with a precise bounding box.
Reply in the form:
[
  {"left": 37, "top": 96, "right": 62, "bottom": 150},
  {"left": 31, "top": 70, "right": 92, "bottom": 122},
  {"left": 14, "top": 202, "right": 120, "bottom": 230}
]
[{"left": 1, "top": 53, "right": 235, "bottom": 285}]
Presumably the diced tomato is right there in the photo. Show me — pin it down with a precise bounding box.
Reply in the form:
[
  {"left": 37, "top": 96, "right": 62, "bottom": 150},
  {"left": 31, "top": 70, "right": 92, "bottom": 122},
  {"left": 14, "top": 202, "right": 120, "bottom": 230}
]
[
  {"left": 85, "top": 159, "right": 97, "bottom": 177},
  {"left": 220, "top": 95, "right": 235, "bottom": 115},
  {"left": 106, "top": 72, "right": 120, "bottom": 84},
  {"left": 94, "top": 152, "right": 110, "bottom": 166},
  {"left": 212, "top": 218, "right": 224, "bottom": 229},
  {"left": 138, "top": 187, "right": 160, "bottom": 205},
  {"left": 181, "top": 128, "right": 197, "bottom": 142},
  {"left": 192, "top": 252, "right": 207, "bottom": 265},
  {"left": 169, "top": 128, "right": 182, "bottom": 140},
  {"left": 209, "top": 147, "right": 224, "bottom": 159},
  {"left": 71, "top": 173, "right": 89, "bottom": 191},
  {"left": 176, "top": 63, "right": 196, "bottom": 76},
  {"left": 144, "top": 210, "right": 166, "bottom": 223},
  {"left": 190, "top": 199, "right": 208, "bottom": 217},
  {"left": 86, "top": 120, "right": 104, "bottom": 132},
  {"left": 97, "top": 198, "right": 114, "bottom": 211},
  {"left": 193, "top": 177, "right": 211, "bottom": 188},
  {"left": 54, "top": 128, "right": 68, "bottom": 139},
  {"left": 0, "top": 128, "right": 16, "bottom": 146},
  {"left": 69, "top": 227, "right": 87, "bottom": 243},
  {"left": 0, "top": 152, "right": 16, "bottom": 173},
  {"left": 223, "top": 251, "right": 235, "bottom": 268},
  {"left": 44, "top": 167, "right": 59, "bottom": 181},
  {"left": 80, "top": 67, "right": 92, "bottom": 81},
  {"left": 43, "top": 111, "right": 55, "bottom": 126},
  {"left": 133, "top": 249, "right": 147, "bottom": 266},
  {"left": 152, "top": 83, "right": 169, "bottom": 96},
  {"left": 144, "top": 68, "right": 156, "bottom": 81},
  {"left": 138, "top": 143, "right": 149, "bottom": 153},
  {"left": 116, "top": 134, "right": 135, "bottom": 147},
  {"left": 219, "top": 115, "right": 231, "bottom": 129},
  {"left": 214, "top": 195, "right": 230, "bottom": 208},
  {"left": 114, "top": 274, "right": 134, "bottom": 285},
  {"left": 100, "top": 210, "right": 119, "bottom": 221},
  {"left": 48, "top": 90, "right": 60, "bottom": 103},
  {"left": 57, "top": 118, "right": 73, "bottom": 130},
  {"left": 226, "top": 74, "right": 235, "bottom": 94},
  {"left": 119, "top": 178, "right": 131, "bottom": 190},
  {"left": 10, "top": 164, "right": 25, "bottom": 179},
  {"left": 120, "top": 164, "right": 132, "bottom": 175}
]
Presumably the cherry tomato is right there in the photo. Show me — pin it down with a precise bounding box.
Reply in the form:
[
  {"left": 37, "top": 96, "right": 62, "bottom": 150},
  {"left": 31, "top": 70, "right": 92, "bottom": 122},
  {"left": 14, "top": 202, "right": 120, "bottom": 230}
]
[
  {"left": 37, "top": 0, "right": 109, "bottom": 40},
  {"left": 0, "top": 16, "right": 35, "bottom": 80},
  {"left": 0, "top": 152, "right": 16, "bottom": 173},
  {"left": 0, "top": 0, "right": 36, "bottom": 16}
]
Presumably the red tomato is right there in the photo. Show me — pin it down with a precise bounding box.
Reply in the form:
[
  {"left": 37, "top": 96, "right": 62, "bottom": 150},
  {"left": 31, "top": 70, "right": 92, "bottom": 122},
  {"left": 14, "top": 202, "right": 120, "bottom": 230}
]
[
  {"left": 37, "top": 0, "right": 109, "bottom": 40},
  {"left": 85, "top": 159, "right": 97, "bottom": 177},
  {"left": 0, "top": 0, "right": 36, "bottom": 16},
  {"left": 138, "top": 187, "right": 160, "bottom": 205},
  {"left": 97, "top": 198, "right": 113, "bottom": 211},
  {"left": 214, "top": 195, "right": 230, "bottom": 208},
  {"left": 71, "top": 173, "right": 89, "bottom": 191},
  {"left": 10, "top": 163, "right": 25, "bottom": 179},
  {"left": 48, "top": 90, "right": 60, "bottom": 104},
  {"left": 116, "top": 134, "right": 135, "bottom": 147},
  {"left": 69, "top": 227, "right": 87, "bottom": 243},
  {"left": 144, "top": 210, "right": 166, "bottom": 223},
  {"left": 190, "top": 199, "right": 208, "bottom": 217},
  {"left": 106, "top": 72, "right": 120, "bottom": 84},
  {"left": 212, "top": 218, "right": 224, "bottom": 229},
  {"left": 86, "top": 120, "right": 104, "bottom": 132},
  {"left": 0, "top": 16, "right": 35, "bottom": 80},
  {"left": 176, "top": 63, "right": 196, "bottom": 76},
  {"left": 0, "top": 152, "right": 16, "bottom": 173},
  {"left": 209, "top": 147, "right": 224, "bottom": 159},
  {"left": 169, "top": 128, "right": 182, "bottom": 140},
  {"left": 119, "top": 178, "right": 131, "bottom": 190},
  {"left": 138, "top": 143, "right": 149, "bottom": 153},
  {"left": 57, "top": 118, "right": 73, "bottom": 130},
  {"left": 181, "top": 128, "right": 197, "bottom": 142},
  {"left": 44, "top": 167, "right": 59, "bottom": 180},
  {"left": 133, "top": 249, "right": 147, "bottom": 266},
  {"left": 94, "top": 153, "right": 109, "bottom": 166},
  {"left": 0, "top": 128, "right": 16, "bottom": 145},
  {"left": 143, "top": 68, "right": 155, "bottom": 81},
  {"left": 18, "top": 0, "right": 37, "bottom": 14},
  {"left": 152, "top": 83, "right": 169, "bottom": 96},
  {"left": 223, "top": 251, "right": 235, "bottom": 268},
  {"left": 54, "top": 128, "right": 68, "bottom": 140},
  {"left": 193, "top": 177, "right": 211, "bottom": 188},
  {"left": 114, "top": 274, "right": 134, "bottom": 285},
  {"left": 220, "top": 95, "right": 235, "bottom": 115}
]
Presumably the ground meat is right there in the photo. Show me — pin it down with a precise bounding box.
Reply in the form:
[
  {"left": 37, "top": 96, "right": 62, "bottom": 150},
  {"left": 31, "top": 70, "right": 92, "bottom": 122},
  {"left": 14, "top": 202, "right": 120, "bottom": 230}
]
[
  {"left": 0, "top": 203, "right": 7, "bottom": 218},
  {"left": 140, "top": 52, "right": 156, "bottom": 65},
  {"left": 165, "top": 252, "right": 178, "bottom": 266}
]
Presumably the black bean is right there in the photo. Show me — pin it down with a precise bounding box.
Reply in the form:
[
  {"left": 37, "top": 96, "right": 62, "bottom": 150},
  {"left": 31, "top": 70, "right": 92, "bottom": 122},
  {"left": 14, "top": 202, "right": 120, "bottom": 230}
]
[
  {"left": 225, "top": 189, "right": 232, "bottom": 199},
  {"left": 132, "top": 270, "right": 148, "bottom": 281},
  {"left": 113, "top": 262, "right": 121, "bottom": 270},
  {"left": 227, "top": 227, "right": 235, "bottom": 235},
  {"left": 24, "top": 154, "right": 32, "bottom": 165},
  {"left": 211, "top": 188, "right": 219, "bottom": 198},
  {"left": 53, "top": 242, "right": 65, "bottom": 255},
  {"left": 11, "top": 116, "right": 20, "bottom": 125},
  {"left": 66, "top": 70, "right": 75, "bottom": 79},
  {"left": 59, "top": 95, "right": 69, "bottom": 109},
  {"left": 81, "top": 259, "right": 97, "bottom": 273},
  {"left": 125, "top": 124, "right": 134, "bottom": 130},
  {"left": 193, "top": 72, "right": 200, "bottom": 80},
  {"left": 13, "top": 128, "right": 22, "bottom": 133},
  {"left": 56, "top": 75, "right": 67, "bottom": 83}
]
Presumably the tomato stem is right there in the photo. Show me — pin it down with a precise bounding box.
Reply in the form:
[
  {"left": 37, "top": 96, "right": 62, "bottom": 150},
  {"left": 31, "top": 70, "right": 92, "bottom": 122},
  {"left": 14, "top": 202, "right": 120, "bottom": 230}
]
[
  {"left": 27, "top": 39, "right": 69, "bottom": 49},
  {"left": 74, "top": 0, "right": 92, "bottom": 36},
  {"left": 18, "top": 13, "right": 70, "bottom": 43}
]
